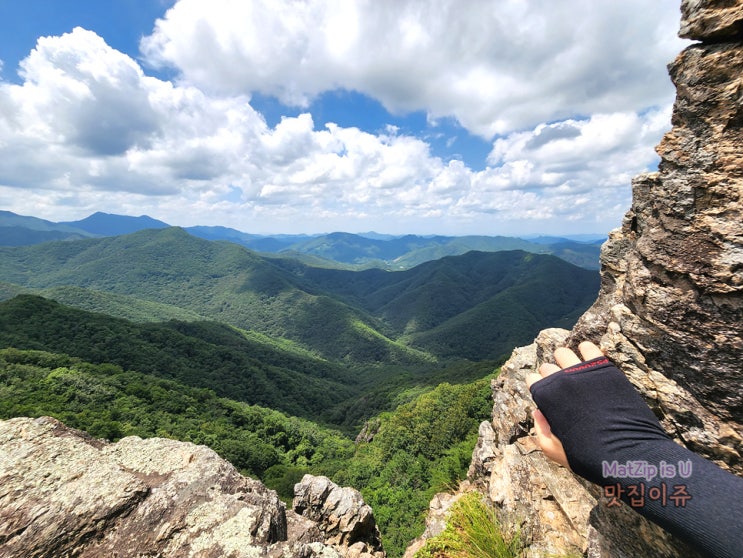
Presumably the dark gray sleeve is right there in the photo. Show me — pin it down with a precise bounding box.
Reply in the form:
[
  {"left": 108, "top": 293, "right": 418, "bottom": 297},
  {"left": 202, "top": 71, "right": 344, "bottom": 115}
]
[{"left": 530, "top": 357, "right": 743, "bottom": 558}]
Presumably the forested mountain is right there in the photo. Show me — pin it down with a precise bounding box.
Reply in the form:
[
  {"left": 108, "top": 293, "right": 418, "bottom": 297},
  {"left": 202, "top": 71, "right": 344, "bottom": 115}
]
[
  {"left": 274, "top": 250, "right": 599, "bottom": 359},
  {"left": 0, "top": 346, "right": 492, "bottom": 556},
  {"left": 189, "top": 226, "right": 603, "bottom": 270},
  {"left": 0, "top": 227, "right": 598, "bottom": 362},
  {"left": 0, "top": 210, "right": 93, "bottom": 246},
  {"left": 0, "top": 228, "right": 426, "bottom": 363},
  {"left": 267, "top": 232, "right": 535, "bottom": 266},
  {"left": 60, "top": 211, "right": 170, "bottom": 236},
  {"left": 0, "top": 295, "right": 358, "bottom": 423},
  {"left": 0, "top": 210, "right": 168, "bottom": 245},
  {"left": 0, "top": 210, "right": 602, "bottom": 269}
]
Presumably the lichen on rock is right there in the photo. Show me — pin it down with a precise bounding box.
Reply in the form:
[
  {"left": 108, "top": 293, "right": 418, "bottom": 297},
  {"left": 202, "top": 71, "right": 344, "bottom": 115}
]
[{"left": 0, "top": 416, "right": 385, "bottom": 558}]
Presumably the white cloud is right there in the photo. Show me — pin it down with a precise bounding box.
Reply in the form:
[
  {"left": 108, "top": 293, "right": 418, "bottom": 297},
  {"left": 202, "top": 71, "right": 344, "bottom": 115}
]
[
  {"left": 453, "top": 108, "right": 671, "bottom": 223},
  {"left": 141, "top": 0, "right": 685, "bottom": 137},
  {"left": 0, "top": 2, "right": 685, "bottom": 235},
  {"left": 0, "top": 28, "right": 444, "bottom": 229}
]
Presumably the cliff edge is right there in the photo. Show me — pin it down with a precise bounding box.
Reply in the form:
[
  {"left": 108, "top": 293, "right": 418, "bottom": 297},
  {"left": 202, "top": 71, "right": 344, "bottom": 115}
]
[
  {"left": 0, "top": 416, "right": 384, "bottom": 558},
  {"left": 446, "top": 1, "right": 742, "bottom": 556}
]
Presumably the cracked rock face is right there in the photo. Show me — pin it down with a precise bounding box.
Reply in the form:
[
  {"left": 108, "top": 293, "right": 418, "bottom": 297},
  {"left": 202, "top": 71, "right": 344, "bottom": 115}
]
[
  {"left": 420, "top": 1, "right": 742, "bottom": 557},
  {"left": 293, "top": 475, "right": 385, "bottom": 558},
  {"left": 0, "top": 417, "right": 384, "bottom": 558},
  {"left": 569, "top": 2, "right": 743, "bottom": 470}
]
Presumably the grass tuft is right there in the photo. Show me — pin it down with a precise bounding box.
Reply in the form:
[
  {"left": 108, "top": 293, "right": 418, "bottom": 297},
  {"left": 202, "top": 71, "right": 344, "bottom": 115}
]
[{"left": 416, "top": 492, "right": 522, "bottom": 558}]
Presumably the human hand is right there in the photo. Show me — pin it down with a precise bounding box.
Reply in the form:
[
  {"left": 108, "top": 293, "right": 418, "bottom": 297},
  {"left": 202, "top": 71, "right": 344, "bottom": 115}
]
[
  {"left": 526, "top": 341, "right": 743, "bottom": 558},
  {"left": 526, "top": 341, "right": 605, "bottom": 469}
]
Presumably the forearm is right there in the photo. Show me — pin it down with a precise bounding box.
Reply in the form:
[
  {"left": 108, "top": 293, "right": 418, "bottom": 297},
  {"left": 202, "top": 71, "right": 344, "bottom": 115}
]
[
  {"left": 603, "top": 440, "right": 743, "bottom": 558},
  {"left": 529, "top": 356, "right": 743, "bottom": 558}
]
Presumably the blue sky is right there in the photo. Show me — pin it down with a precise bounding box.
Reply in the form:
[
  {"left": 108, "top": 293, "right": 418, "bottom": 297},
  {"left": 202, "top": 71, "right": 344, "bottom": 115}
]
[{"left": 0, "top": 0, "right": 686, "bottom": 235}]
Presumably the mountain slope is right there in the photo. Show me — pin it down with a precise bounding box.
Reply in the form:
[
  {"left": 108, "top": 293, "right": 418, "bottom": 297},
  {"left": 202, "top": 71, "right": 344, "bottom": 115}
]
[
  {"left": 0, "top": 211, "right": 94, "bottom": 246},
  {"left": 0, "top": 347, "right": 355, "bottom": 478},
  {"left": 0, "top": 295, "right": 360, "bottom": 422},
  {"left": 0, "top": 228, "right": 598, "bottom": 363},
  {"left": 185, "top": 225, "right": 312, "bottom": 253},
  {"left": 1, "top": 210, "right": 601, "bottom": 270},
  {"left": 60, "top": 211, "right": 170, "bottom": 236},
  {"left": 274, "top": 250, "right": 599, "bottom": 360},
  {"left": 0, "top": 210, "right": 88, "bottom": 233},
  {"left": 268, "top": 231, "right": 600, "bottom": 270},
  {"left": 405, "top": 255, "right": 597, "bottom": 359},
  {"left": 0, "top": 228, "right": 431, "bottom": 364},
  {"left": 183, "top": 226, "right": 601, "bottom": 270}
]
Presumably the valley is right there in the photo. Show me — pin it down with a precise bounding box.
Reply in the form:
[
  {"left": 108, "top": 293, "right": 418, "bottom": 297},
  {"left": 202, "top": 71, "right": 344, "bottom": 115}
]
[{"left": 0, "top": 211, "right": 601, "bottom": 555}]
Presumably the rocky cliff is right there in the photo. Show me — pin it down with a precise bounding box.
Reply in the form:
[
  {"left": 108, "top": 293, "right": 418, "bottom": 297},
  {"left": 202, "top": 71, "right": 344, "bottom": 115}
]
[
  {"left": 0, "top": 416, "right": 384, "bottom": 558},
  {"left": 439, "top": 1, "right": 742, "bottom": 556}
]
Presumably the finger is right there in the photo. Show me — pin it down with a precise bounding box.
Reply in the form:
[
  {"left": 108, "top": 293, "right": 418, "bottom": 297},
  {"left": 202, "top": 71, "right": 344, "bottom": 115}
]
[
  {"left": 527, "top": 362, "right": 562, "bottom": 389},
  {"left": 533, "top": 409, "right": 553, "bottom": 436},
  {"left": 538, "top": 362, "right": 560, "bottom": 376},
  {"left": 578, "top": 341, "right": 604, "bottom": 361},
  {"left": 553, "top": 347, "right": 581, "bottom": 369},
  {"left": 526, "top": 372, "right": 542, "bottom": 389},
  {"left": 532, "top": 410, "right": 570, "bottom": 469}
]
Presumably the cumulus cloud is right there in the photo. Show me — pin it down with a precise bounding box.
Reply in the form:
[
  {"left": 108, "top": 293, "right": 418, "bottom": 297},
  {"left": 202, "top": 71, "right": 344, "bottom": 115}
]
[
  {"left": 0, "top": 28, "right": 266, "bottom": 196},
  {"left": 0, "top": 28, "right": 446, "bottom": 229},
  {"left": 141, "top": 0, "right": 684, "bottom": 137},
  {"left": 426, "top": 107, "right": 670, "bottom": 230},
  {"left": 0, "top": 2, "right": 685, "bottom": 235},
  {"left": 17, "top": 29, "right": 160, "bottom": 156}
]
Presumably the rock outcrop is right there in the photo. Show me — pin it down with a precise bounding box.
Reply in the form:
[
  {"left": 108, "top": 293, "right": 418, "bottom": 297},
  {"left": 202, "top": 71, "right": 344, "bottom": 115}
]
[
  {"left": 294, "top": 475, "right": 384, "bottom": 558},
  {"left": 0, "top": 416, "right": 384, "bottom": 558},
  {"left": 415, "top": 1, "right": 742, "bottom": 556}
]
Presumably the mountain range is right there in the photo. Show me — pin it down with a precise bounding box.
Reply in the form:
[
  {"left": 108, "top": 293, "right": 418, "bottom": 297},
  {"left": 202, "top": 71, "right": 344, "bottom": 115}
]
[
  {"left": 0, "top": 210, "right": 604, "bottom": 270},
  {"left": 0, "top": 226, "right": 599, "bottom": 363},
  {"left": 0, "top": 208, "right": 601, "bottom": 553}
]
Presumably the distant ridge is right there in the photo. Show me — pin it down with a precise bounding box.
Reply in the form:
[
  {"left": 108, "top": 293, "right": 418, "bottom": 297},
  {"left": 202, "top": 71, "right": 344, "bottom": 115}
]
[
  {"left": 186, "top": 227, "right": 603, "bottom": 270},
  {"left": 60, "top": 212, "right": 169, "bottom": 236},
  {"left": 0, "top": 210, "right": 603, "bottom": 269},
  {"left": 0, "top": 211, "right": 93, "bottom": 246},
  {"left": 0, "top": 210, "right": 87, "bottom": 233}
]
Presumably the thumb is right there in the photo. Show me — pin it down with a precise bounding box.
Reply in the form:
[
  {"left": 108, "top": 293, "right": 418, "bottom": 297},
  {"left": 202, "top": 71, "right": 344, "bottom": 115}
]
[{"left": 533, "top": 409, "right": 570, "bottom": 470}]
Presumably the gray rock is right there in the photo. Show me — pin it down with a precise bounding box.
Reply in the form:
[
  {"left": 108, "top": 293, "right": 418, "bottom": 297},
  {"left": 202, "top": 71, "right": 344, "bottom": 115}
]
[
  {"left": 0, "top": 416, "right": 385, "bottom": 558},
  {"left": 293, "top": 475, "right": 384, "bottom": 558}
]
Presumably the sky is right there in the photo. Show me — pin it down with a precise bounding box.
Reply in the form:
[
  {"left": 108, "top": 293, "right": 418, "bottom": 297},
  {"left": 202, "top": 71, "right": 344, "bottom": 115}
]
[{"left": 0, "top": 0, "right": 688, "bottom": 236}]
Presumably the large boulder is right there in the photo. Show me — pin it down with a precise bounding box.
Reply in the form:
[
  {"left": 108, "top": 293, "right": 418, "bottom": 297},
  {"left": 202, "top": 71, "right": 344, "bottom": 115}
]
[
  {"left": 294, "top": 475, "right": 384, "bottom": 558},
  {"left": 0, "top": 416, "right": 384, "bottom": 558}
]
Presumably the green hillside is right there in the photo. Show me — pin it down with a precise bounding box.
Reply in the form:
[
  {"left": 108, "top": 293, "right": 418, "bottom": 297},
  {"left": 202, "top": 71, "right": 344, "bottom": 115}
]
[
  {"left": 0, "top": 228, "right": 427, "bottom": 364},
  {"left": 404, "top": 253, "right": 597, "bottom": 358},
  {"left": 0, "top": 295, "right": 496, "bottom": 430},
  {"left": 0, "top": 346, "right": 493, "bottom": 557},
  {"left": 274, "top": 250, "right": 599, "bottom": 360},
  {"left": 0, "top": 295, "right": 358, "bottom": 423},
  {"left": 0, "top": 228, "right": 598, "bottom": 364},
  {"left": 0, "top": 347, "right": 353, "bottom": 480},
  {"left": 186, "top": 227, "right": 600, "bottom": 271}
]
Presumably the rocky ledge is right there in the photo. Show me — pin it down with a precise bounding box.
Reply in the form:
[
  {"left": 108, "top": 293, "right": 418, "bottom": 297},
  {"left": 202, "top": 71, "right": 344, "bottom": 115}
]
[
  {"left": 413, "top": 0, "right": 742, "bottom": 556},
  {"left": 0, "top": 416, "right": 384, "bottom": 558}
]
